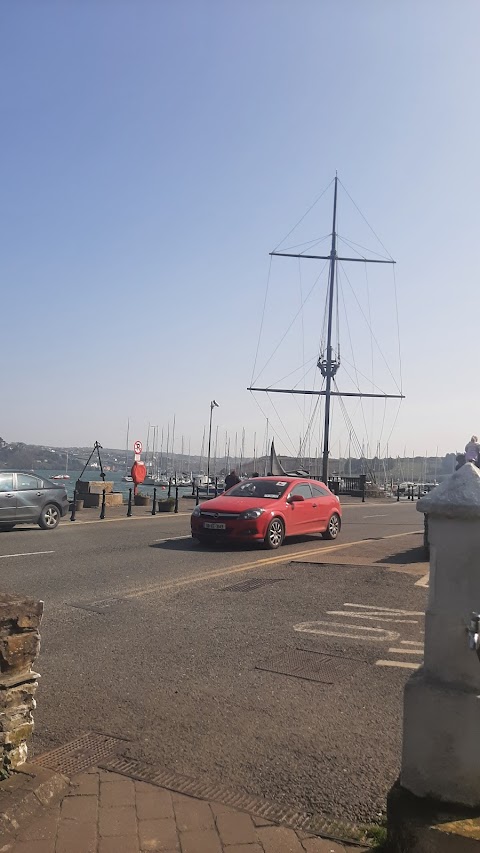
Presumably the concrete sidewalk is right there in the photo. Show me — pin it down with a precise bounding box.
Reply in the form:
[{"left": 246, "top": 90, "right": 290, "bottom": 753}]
[{"left": 2, "top": 767, "right": 367, "bottom": 853}]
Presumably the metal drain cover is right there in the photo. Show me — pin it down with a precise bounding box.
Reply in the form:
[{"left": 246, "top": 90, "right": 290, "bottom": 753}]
[
  {"left": 34, "top": 732, "right": 122, "bottom": 775},
  {"left": 256, "top": 648, "right": 365, "bottom": 684},
  {"left": 222, "top": 577, "right": 284, "bottom": 592},
  {"left": 99, "top": 754, "right": 369, "bottom": 845}
]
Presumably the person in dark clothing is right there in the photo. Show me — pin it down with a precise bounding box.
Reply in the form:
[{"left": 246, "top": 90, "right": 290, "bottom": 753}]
[{"left": 225, "top": 470, "right": 240, "bottom": 491}]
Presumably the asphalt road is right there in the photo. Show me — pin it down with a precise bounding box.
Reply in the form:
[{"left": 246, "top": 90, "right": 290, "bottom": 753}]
[{"left": 0, "top": 500, "right": 424, "bottom": 828}]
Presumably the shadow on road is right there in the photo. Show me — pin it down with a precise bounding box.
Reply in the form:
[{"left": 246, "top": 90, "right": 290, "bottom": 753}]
[
  {"left": 150, "top": 534, "right": 325, "bottom": 553},
  {"left": 376, "top": 542, "right": 425, "bottom": 565}
]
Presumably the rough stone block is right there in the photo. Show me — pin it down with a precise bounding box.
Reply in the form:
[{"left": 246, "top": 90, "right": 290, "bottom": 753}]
[{"left": 0, "top": 632, "right": 40, "bottom": 670}]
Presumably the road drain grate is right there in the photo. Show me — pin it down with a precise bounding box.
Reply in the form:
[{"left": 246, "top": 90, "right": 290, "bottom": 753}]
[
  {"left": 256, "top": 647, "right": 365, "bottom": 684},
  {"left": 99, "top": 754, "right": 369, "bottom": 846},
  {"left": 34, "top": 732, "right": 122, "bottom": 775},
  {"left": 222, "top": 577, "right": 284, "bottom": 592}
]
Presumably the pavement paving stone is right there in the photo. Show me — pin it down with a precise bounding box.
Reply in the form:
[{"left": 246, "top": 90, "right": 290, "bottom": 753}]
[
  {"left": 215, "top": 811, "right": 257, "bottom": 845},
  {"left": 7, "top": 843, "right": 54, "bottom": 853},
  {"left": 251, "top": 816, "right": 273, "bottom": 827},
  {"left": 100, "top": 778, "right": 136, "bottom": 806},
  {"left": 60, "top": 794, "right": 98, "bottom": 823},
  {"left": 179, "top": 829, "right": 222, "bottom": 853},
  {"left": 98, "top": 838, "right": 140, "bottom": 853},
  {"left": 16, "top": 808, "right": 59, "bottom": 840},
  {"left": 256, "top": 825, "right": 306, "bottom": 853},
  {"left": 223, "top": 846, "right": 264, "bottom": 853},
  {"left": 138, "top": 817, "right": 179, "bottom": 851},
  {"left": 300, "top": 840, "right": 347, "bottom": 852},
  {"left": 173, "top": 798, "right": 215, "bottom": 832},
  {"left": 136, "top": 789, "right": 175, "bottom": 820},
  {"left": 55, "top": 820, "right": 97, "bottom": 853},
  {"left": 98, "top": 804, "right": 138, "bottom": 837},
  {"left": 69, "top": 773, "right": 99, "bottom": 797}
]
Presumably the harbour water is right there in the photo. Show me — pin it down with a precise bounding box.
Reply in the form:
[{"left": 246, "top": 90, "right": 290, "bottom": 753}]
[{"left": 34, "top": 470, "right": 195, "bottom": 501}]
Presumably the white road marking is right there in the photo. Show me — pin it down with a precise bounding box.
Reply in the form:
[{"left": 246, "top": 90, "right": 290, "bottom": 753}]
[
  {"left": 326, "top": 611, "right": 418, "bottom": 624},
  {"left": 388, "top": 647, "right": 423, "bottom": 655},
  {"left": 153, "top": 535, "right": 191, "bottom": 543},
  {"left": 376, "top": 660, "right": 420, "bottom": 670},
  {"left": 401, "top": 640, "right": 424, "bottom": 646},
  {"left": 363, "top": 514, "right": 388, "bottom": 518},
  {"left": 0, "top": 551, "right": 54, "bottom": 559},
  {"left": 293, "top": 621, "right": 400, "bottom": 642},
  {"left": 343, "top": 603, "right": 424, "bottom": 616},
  {"left": 415, "top": 573, "right": 429, "bottom": 587}
]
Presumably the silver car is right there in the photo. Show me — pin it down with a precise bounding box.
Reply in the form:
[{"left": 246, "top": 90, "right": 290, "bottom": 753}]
[{"left": 0, "top": 472, "right": 69, "bottom": 531}]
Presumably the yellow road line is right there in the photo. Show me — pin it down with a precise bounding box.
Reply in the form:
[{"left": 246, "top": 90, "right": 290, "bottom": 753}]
[
  {"left": 60, "top": 513, "right": 190, "bottom": 526},
  {"left": 123, "top": 528, "right": 423, "bottom": 601}
]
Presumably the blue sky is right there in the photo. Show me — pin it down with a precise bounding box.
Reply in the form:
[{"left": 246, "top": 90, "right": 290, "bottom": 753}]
[{"left": 2, "top": 1, "right": 479, "bottom": 459}]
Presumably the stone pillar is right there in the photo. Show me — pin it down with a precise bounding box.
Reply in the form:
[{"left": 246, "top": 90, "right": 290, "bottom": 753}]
[
  {"left": 0, "top": 593, "right": 43, "bottom": 776},
  {"left": 400, "top": 462, "right": 480, "bottom": 805}
]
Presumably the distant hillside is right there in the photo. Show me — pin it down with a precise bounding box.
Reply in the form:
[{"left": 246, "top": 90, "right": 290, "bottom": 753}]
[{"left": 0, "top": 439, "right": 85, "bottom": 472}]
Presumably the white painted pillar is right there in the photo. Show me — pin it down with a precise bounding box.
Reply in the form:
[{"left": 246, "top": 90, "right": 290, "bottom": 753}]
[{"left": 401, "top": 463, "right": 480, "bottom": 806}]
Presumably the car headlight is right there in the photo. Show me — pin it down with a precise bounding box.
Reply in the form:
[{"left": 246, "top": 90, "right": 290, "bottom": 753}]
[
  {"left": 239, "top": 508, "right": 265, "bottom": 520},
  {"left": 192, "top": 506, "right": 201, "bottom": 517}
]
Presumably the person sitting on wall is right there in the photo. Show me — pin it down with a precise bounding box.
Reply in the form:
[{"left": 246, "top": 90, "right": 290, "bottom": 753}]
[{"left": 465, "top": 435, "right": 480, "bottom": 466}]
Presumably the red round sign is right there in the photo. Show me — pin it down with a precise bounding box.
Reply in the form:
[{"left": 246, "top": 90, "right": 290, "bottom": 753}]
[
  {"left": 134, "top": 440, "right": 143, "bottom": 455},
  {"left": 131, "top": 461, "right": 147, "bottom": 486}
]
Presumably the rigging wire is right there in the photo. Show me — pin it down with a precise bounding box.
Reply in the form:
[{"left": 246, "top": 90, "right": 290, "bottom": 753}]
[
  {"left": 364, "top": 260, "right": 375, "bottom": 460},
  {"left": 339, "top": 261, "right": 403, "bottom": 395},
  {"left": 249, "top": 391, "right": 297, "bottom": 457},
  {"left": 273, "top": 179, "right": 334, "bottom": 252},
  {"left": 337, "top": 268, "right": 371, "bottom": 450},
  {"left": 337, "top": 179, "right": 394, "bottom": 261},
  {"left": 392, "top": 264, "right": 403, "bottom": 393},
  {"left": 280, "top": 234, "right": 332, "bottom": 254},
  {"left": 336, "top": 234, "right": 393, "bottom": 262},
  {"left": 252, "top": 260, "right": 329, "bottom": 386},
  {"left": 250, "top": 255, "right": 273, "bottom": 386}
]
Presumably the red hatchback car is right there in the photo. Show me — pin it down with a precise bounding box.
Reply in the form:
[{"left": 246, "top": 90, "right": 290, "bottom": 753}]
[{"left": 191, "top": 476, "right": 341, "bottom": 549}]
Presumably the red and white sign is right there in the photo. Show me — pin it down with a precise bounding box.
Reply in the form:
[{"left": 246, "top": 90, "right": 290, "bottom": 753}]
[{"left": 134, "top": 440, "right": 143, "bottom": 455}]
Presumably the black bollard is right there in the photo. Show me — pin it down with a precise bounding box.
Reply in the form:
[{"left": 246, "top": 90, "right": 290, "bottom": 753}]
[
  {"left": 175, "top": 486, "right": 179, "bottom": 513},
  {"left": 196, "top": 485, "right": 199, "bottom": 506},
  {"left": 100, "top": 488, "right": 106, "bottom": 519},
  {"left": 127, "top": 488, "right": 132, "bottom": 517},
  {"left": 168, "top": 477, "right": 172, "bottom": 498},
  {"left": 215, "top": 477, "right": 218, "bottom": 497},
  {"left": 152, "top": 487, "right": 157, "bottom": 515},
  {"left": 191, "top": 481, "right": 195, "bottom": 496},
  {"left": 70, "top": 489, "right": 77, "bottom": 522},
  {"left": 397, "top": 483, "right": 400, "bottom": 502}
]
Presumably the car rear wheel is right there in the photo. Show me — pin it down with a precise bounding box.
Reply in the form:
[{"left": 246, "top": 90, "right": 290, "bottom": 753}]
[
  {"left": 39, "top": 504, "right": 60, "bottom": 530},
  {"left": 323, "top": 512, "right": 341, "bottom": 540},
  {"left": 0, "top": 524, "right": 15, "bottom": 532},
  {"left": 264, "top": 517, "right": 285, "bottom": 549}
]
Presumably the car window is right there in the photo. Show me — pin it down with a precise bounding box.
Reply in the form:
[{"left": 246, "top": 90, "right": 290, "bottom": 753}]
[
  {"left": 290, "top": 483, "right": 313, "bottom": 499},
  {"left": 228, "top": 479, "right": 290, "bottom": 499},
  {"left": 16, "top": 474, "right": 42, "bottom": 491},
  {"left": 312, "top": 484, "right": 331, "bottom": 497},
  {"left": 0, "top": 474, "right": 13, "bottom": 493}
]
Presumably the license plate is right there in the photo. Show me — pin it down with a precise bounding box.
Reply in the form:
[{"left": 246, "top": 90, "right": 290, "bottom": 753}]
[{"left": 204, "top": 522, "right": 226, "bottom": 530}]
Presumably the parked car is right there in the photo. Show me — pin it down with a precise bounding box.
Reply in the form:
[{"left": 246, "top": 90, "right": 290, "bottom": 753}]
[
  {"left": 191, "top": 476, "right": 341, "bottom": 549},
  {"left": 0, "top": 472, "right": 69, "bottom": 531}
]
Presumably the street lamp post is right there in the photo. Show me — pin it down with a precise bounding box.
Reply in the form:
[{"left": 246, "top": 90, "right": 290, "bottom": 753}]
[{"left": 206, "top": 400, "right": 219, "bottom": 495}]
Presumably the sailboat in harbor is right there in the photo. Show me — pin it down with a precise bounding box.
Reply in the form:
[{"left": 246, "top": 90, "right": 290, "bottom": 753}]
[
  {"left": 248, "top": 175, "right": 404, "bottom": 483},
  {"left": 51, "top": 451, "right": 70, "bottom": 479},
  {"left": 122, "top": 418, "right": 133, "bottom": 481}
]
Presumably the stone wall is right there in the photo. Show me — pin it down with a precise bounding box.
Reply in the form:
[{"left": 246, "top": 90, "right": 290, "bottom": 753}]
[{"left": 0, "top": 593, "right": 43, "bottom": 777}]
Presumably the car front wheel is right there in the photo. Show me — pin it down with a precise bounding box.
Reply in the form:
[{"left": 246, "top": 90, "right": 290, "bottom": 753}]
[
  {"left": 39, "top": 504, "right": 61, "bottom": 530},
  {"left": 323, "top": 512, "right": 341, "bottom": 540},
  {"left": 264, "top": 517, "right": 285, "bottom": 549}
]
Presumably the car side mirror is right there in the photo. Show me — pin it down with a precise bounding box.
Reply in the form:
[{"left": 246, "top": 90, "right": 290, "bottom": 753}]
[{"left": 288, "top": 494, "right": 305, "bottom": 503}]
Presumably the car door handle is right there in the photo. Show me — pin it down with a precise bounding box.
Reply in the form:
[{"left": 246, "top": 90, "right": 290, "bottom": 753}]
[
  {"left": 36, "top": 492, "right": 42, "bottom": 496},
  {"left": 6, "top": 493, "right": 14, "bottom": 498},
  {"left": 312, "top": 503, "right": 317, "bottom": 507}
]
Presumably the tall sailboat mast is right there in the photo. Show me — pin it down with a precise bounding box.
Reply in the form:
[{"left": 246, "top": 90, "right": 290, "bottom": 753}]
[
  {"left": 248, "top": 175, "right": 403, "bottom": 483},
  {"left": 321, "top": 174, "right": 339, "bottom": 483}
]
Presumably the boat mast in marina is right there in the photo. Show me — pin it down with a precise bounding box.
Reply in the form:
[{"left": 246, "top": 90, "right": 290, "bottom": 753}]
[{"left": 248, "top": 175, "right": 404, "bottom": 483}]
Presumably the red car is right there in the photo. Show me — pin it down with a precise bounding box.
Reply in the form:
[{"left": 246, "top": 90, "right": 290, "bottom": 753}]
[{"left": 191, "top": 476, "right": 341, "bottom": 549}]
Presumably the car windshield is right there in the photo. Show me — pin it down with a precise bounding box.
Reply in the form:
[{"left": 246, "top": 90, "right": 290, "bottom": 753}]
[{"left": 227, "top": 479, "right": 290, "bottom": 499}]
